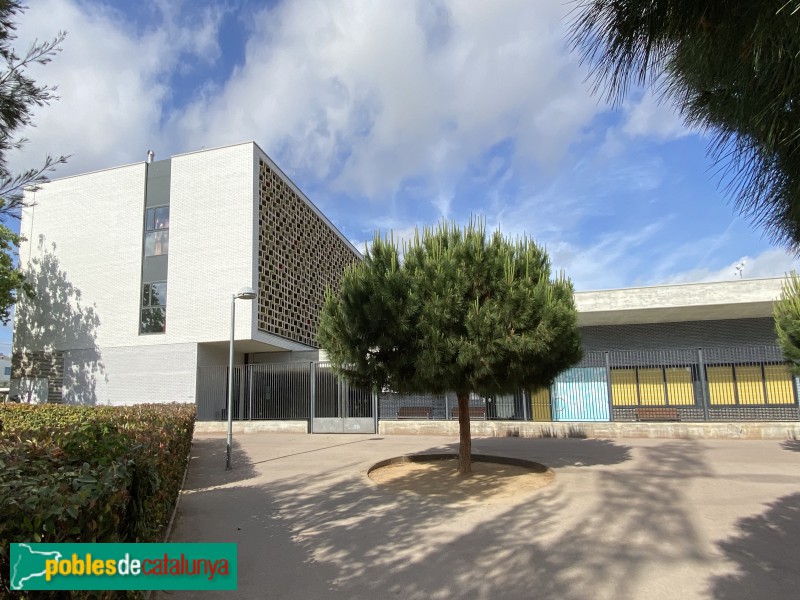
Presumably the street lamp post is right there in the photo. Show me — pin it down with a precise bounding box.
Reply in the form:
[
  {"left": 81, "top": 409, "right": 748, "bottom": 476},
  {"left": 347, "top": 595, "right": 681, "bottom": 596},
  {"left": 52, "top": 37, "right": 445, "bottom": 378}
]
[{"left": 226, "top": 286, "right": 257, "bottom": 470}]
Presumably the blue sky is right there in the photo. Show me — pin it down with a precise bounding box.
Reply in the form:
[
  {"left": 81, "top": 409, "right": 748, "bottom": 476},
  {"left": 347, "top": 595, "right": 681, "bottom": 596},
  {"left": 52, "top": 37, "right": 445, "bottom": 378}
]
[{"left": 3, "top": 0, "right": 798, "bottom": 349}]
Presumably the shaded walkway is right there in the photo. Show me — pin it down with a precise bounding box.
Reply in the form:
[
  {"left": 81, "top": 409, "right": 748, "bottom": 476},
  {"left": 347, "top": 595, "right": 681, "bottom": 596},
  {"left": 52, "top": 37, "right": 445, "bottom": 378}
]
[{"left": 162, "top": 434, "right": 800, "bottom": 599}]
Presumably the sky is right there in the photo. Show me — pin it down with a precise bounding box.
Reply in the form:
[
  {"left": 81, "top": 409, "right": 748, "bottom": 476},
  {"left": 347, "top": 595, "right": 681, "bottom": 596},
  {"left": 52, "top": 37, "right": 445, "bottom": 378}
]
[{"left": 3, "top": 0, "right": 799, "bottom": 347}]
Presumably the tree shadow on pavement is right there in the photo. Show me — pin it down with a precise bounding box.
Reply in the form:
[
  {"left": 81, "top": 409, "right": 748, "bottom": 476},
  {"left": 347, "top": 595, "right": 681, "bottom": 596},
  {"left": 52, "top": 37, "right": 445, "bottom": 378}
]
[
  {"left": 708, "top": 493, "right": 800, "bottom": 600},
  {"left": 780, "top": 435, "right": 800, "bottom": 452},
  {"left": 166, "top": 439, "right": 720, "bottom": 599},
  {"left": 181, "top": 437, "right": 259, "bottom": 491},
  {"left": 464, "top": 437, "right": 634, "bottom": 468},
  {"left": 159, "top": 439, "right": 732, "bottom": 600}
]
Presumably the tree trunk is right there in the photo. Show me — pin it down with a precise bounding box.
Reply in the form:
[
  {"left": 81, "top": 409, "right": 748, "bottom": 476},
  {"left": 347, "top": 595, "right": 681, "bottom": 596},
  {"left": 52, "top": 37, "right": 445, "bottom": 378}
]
[{"left": 456, "top": 391, "right": 472, "bottom": 475}]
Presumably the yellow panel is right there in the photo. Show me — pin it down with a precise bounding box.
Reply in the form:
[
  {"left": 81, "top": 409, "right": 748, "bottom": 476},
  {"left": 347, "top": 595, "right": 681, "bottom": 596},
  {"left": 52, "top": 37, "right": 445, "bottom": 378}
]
[
  {"left": 665, "top": 367, "right": 694, "bottom": 405},
  {"left": 610, "top": 369, "right": 638, "bottom": 406},
  {"left": 530, "top": 387, "right": 552, "bottom": 421},
  {"left": 764, "top": 364, "right": 795, "bottom": 405},
  {"left": 707, "top": 366, "right": 735, "bottom": 405},
  {"left": 735, "top": 365, "right": 765, "bottom": 404},
  {"left": 638, "top": 368, "right": 666, "bottom": 405}
]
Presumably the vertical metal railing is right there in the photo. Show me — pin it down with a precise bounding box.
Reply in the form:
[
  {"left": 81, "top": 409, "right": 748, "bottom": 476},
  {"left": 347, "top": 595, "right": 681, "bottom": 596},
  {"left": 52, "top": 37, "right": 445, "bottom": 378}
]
[
  {"left": 309, "top": 362, "right": 316, "bottom": 433},
  {"left": 698, "top": 348, "right": 709, "bottom": 421}
]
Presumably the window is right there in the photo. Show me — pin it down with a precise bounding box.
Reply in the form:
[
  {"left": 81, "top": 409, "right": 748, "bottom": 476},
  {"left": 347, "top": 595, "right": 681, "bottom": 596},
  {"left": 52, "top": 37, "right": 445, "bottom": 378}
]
[
  {"left": 144, "top": 206, "right": 169, "bottom": 256},
  {"left": 610, "top": 366, "right": 696, "bottom": 406},
  {"left": 707, "top": 363, "right": 795, "bottom": 405},
  {"left": 3, "top": 366, "right": 10, "bottom": 376},
  {"left": 141, "top": 281, "right": 166, "bottom": 333}
]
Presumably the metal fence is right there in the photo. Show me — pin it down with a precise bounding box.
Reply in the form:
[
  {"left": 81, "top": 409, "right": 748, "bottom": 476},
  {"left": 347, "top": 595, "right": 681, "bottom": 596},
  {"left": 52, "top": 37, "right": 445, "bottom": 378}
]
[
  {"left": 196, "top": 345, "right": 800, "bottom": 423},
  {"left": 197, "top": 362, "right": 312, "bottom": 421},
  {"left": 379, "top": 392, "right": 483, "bottom": 420},
  {"left": 314, "top": 362, "right": 373, "bottom": 419},
  {"left": 196, "top": 361, "right": 374, "bottom": 422},
  {"left": 606, "top": 345, "right": 799, "bottom": 422}
]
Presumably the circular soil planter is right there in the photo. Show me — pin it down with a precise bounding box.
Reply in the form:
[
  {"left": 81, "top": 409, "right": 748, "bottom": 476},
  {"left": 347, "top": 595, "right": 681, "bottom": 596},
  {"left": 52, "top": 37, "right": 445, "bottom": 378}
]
[{"left": 368, "top": 453, "right": 554, "bottom": 504}]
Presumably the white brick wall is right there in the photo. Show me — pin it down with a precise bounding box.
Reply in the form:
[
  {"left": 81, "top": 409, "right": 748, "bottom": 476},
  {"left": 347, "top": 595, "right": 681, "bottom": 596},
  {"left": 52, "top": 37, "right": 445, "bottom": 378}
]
[
  {"left": 13, "top": 143, "right": 311, "bottom": 405},
  {"left": 168, "top": 143, "right": 258, "bottom": 344},
  {"left": 16, "top": 142, "right": 290, "bottom": 351},
  {"left": 63, "top": 343, "right": 198, "bottom": 405},
  {"left": 18, "top": 163, "right": 147, "bottom": 350}
]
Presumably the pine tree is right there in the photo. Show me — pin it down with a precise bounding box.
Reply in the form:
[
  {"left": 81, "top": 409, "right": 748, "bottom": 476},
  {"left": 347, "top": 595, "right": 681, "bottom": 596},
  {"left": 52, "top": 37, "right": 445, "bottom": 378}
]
[
  {"left": 775, "top": 271, "right": 800, "bottom": 374},
  {"left": 318, "top": 221, "right": 583, "bottom": 475},
  {"left": 569, "top": 1, "right": 800, "bottom": 248}
]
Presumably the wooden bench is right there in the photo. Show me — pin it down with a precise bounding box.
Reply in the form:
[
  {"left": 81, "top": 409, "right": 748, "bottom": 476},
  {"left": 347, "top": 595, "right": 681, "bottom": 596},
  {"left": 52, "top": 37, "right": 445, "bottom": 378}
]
[
  {"left": 634, "top": 407, "right": 680, "bottom": 422},
  {"left": 451, "top": 406, "right": 487, "bottom": 420},
  {"left": 397, "top": 406, "right": 433, "bottom": 419}
]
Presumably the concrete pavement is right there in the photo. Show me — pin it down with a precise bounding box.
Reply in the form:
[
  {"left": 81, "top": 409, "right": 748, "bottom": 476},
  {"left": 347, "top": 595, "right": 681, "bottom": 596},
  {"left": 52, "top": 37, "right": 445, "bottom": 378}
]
[{"left": 160, "top": 433, "right": 800, "bottom": 599}]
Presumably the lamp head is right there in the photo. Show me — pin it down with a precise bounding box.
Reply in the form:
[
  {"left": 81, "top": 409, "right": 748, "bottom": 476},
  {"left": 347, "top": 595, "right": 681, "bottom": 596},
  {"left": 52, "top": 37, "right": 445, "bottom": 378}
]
[{"left": 236, "top": 286, "right": 257, "bottom": 300}]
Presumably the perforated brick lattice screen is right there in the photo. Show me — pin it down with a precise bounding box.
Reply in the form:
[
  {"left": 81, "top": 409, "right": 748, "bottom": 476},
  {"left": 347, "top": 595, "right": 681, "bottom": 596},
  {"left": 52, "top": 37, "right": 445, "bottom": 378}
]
[{"left": 257, "top": 160, "right": 359, "bottom": 347}]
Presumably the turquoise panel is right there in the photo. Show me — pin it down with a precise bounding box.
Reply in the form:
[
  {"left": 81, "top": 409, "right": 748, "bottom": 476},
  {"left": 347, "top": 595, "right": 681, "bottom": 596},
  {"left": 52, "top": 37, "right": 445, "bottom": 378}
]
[{"left": 552, "top": 367, "right": 611, "bottom": 421}]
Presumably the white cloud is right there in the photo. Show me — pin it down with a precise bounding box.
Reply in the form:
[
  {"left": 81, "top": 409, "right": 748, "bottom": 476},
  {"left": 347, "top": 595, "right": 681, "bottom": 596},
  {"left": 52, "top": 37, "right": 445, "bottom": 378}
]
[
  {"left": 601, "top": 88, "right": 695, "bottom": 157},
  {"left": 7, "top": 0, "right": 224, "bottom": 177},
  {"left": 174, "top": 0, "right": 603, "bottom": 201},
  {"left": 621, "top": 89, "right": 692, "bottom": 141},
  {"left": 655, "top": 248, "right": 800, "bottom": 285},
  {"left": 549, "top": 222, "right": 667, "bottom": 290},
  {"left": 7, "top": 0, "right": 609, "bottom": 214},
  {"left": 350, "top": 224, "right": 422, "bottom": 257}
]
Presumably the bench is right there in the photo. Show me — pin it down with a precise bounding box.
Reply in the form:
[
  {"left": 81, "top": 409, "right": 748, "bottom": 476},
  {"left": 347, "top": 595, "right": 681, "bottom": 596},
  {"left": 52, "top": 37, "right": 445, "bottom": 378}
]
[
  {"left": 451, "top": 406, "right": 487, "bottom": 420},
  {"left": 397, "top": 406, "right": 433, "bottom": 419},
  {"left": 634, "top": 407, "right": 680, "bottom": 422}
]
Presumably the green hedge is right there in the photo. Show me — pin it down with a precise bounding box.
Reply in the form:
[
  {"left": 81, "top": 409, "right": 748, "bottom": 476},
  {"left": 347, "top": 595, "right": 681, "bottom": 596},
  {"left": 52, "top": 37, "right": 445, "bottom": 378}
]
[{"left": 0, "top": 403, "right": 195, "bottom": 597}]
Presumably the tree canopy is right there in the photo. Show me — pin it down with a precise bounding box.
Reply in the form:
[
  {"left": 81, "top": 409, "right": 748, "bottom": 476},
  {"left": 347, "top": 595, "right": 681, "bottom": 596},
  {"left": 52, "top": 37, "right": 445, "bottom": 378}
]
[
  {"left": 569, "top": 1, "right": 800, "bottom": 248},
  {"left": 0, "top": 223, "right": 30, "bottom": 323},
  {"left": 318, "top": 221, "right": 583, "bottom": 474},
  {"left": 774, "top": 271, "right": 800, "bottom": 374}
]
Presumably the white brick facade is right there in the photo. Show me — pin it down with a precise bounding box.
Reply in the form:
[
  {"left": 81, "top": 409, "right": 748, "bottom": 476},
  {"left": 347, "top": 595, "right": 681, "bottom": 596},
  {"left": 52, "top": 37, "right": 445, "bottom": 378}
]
[
  {"left": 169, "top": 144, "right": 255, "bottom": 345},
  {"left": 12, "top": 142, "right": 353, "bottom": 405},
  {"left": 63, "top": 343, "right": 197, "bottom": 405},
  {"left": 19, "top": 163, "right": 146, "bottom": 350}
]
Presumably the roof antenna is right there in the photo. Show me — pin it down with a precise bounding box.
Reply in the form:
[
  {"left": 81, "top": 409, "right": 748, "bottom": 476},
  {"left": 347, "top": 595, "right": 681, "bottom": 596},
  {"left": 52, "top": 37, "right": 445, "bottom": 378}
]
[
  {"left": 735, "top": 261, "right": 745, "bottom": 279},
  {"left": 147, "top": 150, "right": 155, "bottom": 164}
]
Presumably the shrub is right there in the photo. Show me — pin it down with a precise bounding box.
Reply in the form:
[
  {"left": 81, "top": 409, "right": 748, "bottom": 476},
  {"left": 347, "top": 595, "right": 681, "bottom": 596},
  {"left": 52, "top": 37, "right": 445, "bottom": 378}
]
[{"left": 0, "top": 403, "right": 196, "bottom": 597}]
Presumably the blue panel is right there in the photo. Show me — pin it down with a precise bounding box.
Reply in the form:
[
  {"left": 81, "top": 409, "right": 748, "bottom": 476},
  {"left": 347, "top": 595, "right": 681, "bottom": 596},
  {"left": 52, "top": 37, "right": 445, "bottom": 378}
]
[{"left": 552, "top": 367, "right": 610, "bottom": 421}]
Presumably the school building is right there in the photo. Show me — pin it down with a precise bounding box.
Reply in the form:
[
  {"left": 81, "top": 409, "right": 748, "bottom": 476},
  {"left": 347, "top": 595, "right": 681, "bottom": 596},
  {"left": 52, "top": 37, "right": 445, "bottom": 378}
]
[{"left": 10, "top": 143, "right": 798, "bottom": 434}]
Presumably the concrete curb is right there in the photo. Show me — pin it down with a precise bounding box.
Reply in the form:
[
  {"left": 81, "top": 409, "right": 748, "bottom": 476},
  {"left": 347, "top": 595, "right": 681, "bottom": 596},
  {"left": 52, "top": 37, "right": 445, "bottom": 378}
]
[
  {"left": 191, "top": 419, "right": 800, "bottom": 439},
  {"left": 378, "top": 419, "right": 800, "bottom": 440},
  {"left": 367, "top": 452, "right": 550, "bottom": 474},
  {"left": 162, "top": 447, "right": 192, "bottom": 543}
]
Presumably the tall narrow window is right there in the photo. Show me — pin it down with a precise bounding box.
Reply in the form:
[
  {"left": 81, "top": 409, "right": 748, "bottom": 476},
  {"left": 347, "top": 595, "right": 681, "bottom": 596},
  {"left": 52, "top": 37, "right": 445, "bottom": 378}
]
[
  {"left": 141, "top": 281, "right": 167, "bottom": 333},
  {"left": 145, "top": 206, "right": 169, "bottom": 256}
]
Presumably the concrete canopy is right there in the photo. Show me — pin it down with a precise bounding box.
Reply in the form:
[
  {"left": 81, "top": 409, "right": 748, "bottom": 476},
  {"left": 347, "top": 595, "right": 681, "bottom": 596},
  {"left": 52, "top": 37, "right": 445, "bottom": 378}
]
[{"left": 575, "top": 277, "right": 786, "bottom": 326}]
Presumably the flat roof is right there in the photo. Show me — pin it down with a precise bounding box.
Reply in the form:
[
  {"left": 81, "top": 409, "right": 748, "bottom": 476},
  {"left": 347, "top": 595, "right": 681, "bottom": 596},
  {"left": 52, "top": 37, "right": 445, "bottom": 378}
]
[{"left": 575, "top": 277, "right": 786, "bottom": 326}]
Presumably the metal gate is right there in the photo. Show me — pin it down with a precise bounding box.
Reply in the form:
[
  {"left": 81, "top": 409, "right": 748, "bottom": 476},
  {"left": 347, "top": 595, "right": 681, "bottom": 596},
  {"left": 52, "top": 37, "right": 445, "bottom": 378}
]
[{"left": 311, "top": 362, "right": 376, "bottom": 433}]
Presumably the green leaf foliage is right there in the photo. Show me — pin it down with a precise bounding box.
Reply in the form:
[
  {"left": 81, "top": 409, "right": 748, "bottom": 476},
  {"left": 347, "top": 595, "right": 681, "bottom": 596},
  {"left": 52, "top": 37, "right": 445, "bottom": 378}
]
[
  {"left": 0, "top": 403, "right": 196, "bottom": 598},
  {"left": 0, "top": 222, "right": 33, "bottom": 324},
  {"left": 569, "top": 1, "right": 800, "bottom": 249},
  {"left": 775, "top": 271, "right": 800, "bottom": 374},
  {"left": 318, "top": 221, "right": 583, "bottom": 397}
]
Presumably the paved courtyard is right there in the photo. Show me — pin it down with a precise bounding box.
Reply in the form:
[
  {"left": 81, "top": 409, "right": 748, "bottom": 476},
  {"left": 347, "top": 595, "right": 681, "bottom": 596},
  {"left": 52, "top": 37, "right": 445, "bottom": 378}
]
[{"left": 164, "top": 432, "right": 800, "bottom": 599}]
